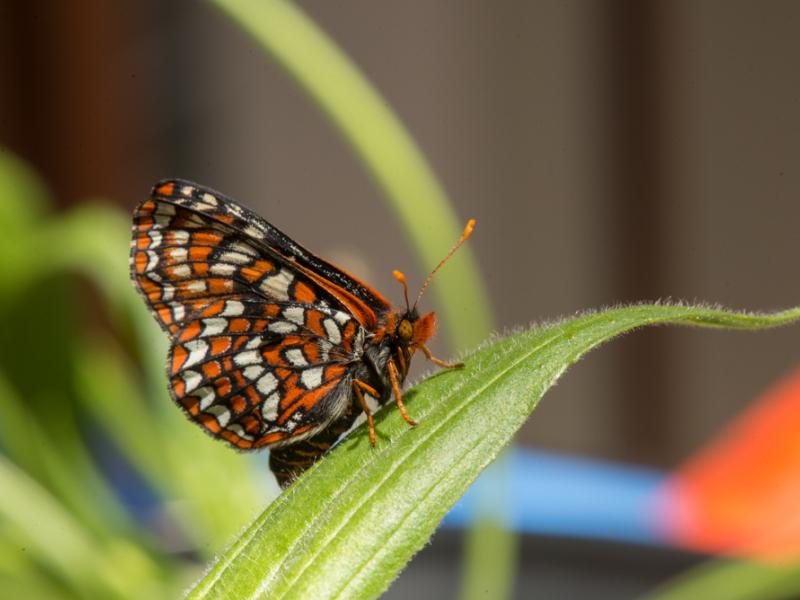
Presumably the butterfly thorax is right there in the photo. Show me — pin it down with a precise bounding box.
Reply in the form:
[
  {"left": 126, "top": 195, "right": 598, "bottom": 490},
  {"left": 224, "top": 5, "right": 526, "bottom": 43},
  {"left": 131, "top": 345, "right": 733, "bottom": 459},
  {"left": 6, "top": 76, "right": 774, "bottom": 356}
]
[{"left": 357, "top": 308, "right": 437, "bottom": 402}]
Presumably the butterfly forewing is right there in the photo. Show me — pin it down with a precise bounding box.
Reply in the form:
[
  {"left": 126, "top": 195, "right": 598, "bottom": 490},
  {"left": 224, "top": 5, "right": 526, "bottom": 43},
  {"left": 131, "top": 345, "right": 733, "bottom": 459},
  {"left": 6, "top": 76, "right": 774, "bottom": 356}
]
[{"left": 130, "top": 180, "right": 373, "bottom": 450}]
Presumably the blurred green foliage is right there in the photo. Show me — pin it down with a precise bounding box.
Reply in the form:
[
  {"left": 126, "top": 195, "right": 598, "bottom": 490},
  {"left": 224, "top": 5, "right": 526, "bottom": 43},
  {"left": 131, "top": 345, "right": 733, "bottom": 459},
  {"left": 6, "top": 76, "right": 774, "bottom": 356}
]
[{"left": 0, "top": 151, "right": 269, "bottom": 599}]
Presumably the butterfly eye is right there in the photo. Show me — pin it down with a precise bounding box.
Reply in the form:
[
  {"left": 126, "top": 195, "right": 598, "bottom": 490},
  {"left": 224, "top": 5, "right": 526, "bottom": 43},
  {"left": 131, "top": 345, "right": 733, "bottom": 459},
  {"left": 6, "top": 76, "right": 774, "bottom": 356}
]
[{"left": 397, "top": 319, "right": 413, "bottom": 343}]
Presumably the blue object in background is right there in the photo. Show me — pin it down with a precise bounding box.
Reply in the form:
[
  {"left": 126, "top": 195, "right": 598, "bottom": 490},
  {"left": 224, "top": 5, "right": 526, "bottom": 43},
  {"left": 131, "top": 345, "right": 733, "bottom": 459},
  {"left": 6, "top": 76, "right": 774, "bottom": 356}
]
[{"left": 443, "top": 449, "right": 667, "bottom": 546}]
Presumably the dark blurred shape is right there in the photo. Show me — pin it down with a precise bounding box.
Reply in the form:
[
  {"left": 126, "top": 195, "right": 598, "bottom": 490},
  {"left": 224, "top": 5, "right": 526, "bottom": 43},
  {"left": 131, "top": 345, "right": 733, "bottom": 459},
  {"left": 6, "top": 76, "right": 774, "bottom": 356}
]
[{"left": 0, "top": 3, "right": 157, "bottom": 206}]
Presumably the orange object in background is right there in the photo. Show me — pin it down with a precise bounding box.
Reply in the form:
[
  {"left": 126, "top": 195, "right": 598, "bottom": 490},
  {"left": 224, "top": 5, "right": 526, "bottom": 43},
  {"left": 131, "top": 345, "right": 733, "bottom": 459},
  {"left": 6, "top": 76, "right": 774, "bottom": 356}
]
[{"left": 657, "top": 367, "right": 800, "bottom": 560}]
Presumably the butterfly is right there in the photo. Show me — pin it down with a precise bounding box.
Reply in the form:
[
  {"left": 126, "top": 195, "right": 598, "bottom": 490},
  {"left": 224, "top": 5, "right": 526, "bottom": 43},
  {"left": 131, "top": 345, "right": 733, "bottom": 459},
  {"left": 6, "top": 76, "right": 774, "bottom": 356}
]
[{"left": 130, "top": 179, "right": 474, "bottom": 488}]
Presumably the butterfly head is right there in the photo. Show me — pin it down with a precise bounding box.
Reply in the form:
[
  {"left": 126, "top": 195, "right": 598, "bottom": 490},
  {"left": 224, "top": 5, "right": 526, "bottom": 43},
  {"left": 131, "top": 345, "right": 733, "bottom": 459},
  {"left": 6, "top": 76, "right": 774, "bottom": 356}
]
[{"left": 394, "top": 307, "right": 437, "bottom": 349}]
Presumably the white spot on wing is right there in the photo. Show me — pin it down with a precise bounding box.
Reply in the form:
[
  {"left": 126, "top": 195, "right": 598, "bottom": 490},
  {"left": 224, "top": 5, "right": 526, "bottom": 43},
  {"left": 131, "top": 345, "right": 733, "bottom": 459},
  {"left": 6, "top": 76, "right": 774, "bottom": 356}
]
[
  {"left": 149, "top": 230, "right": 163, "bottom": 248},
  {"left": 323, "top": 319, "right": 341, "bottom": 344},
  {"left": 285, "top": 348, "right": 308, "bottom": 367},
  {"left": 219, "top": 251, "right": 250, "bottom": 265},
  {"left": 244, "top": 225, "right": 264, "bottom": 239},
  {"left": 260, "top": 268, "right": 293, "bottom": 300},
  {"left": 168, "top": 247, "right": 187, "bottom": 262},
  {"left": 333, "top": 311, "right": 351, "bottom": 325},
  {"left": 181, "top": 370, "right": 202, "bottom": 394},
  {"left": 187, "top": 280, "right": 207, "bottom": 294},
  {"left": 227, "top": 203, "right": 244, "bottom": 218},
  {"left": 256, "top": 372, "right": 278, "bottom": 395},
  {"left": 183, "top": 340, "right": 209, "bottom": 368},
  {"left": 172, "top": 303, "right": 185, "bottom": 321},
  {"left": 205, "top": 404, "right": 230, "bottom": 428},
  {"left": 243, "top": 365, "right": 264, "bottom": 380},
  {"left": 161, "top": 284, "right": 175, "bottom": 301},
  {"left": 146, "top": 250, "right": 159, "bottom": 271},
  {"left": 234, "top": 350, "right": 261, "bottom": 366},
  {"left": 201, "top": 192, "right": 218, "bottom": 206},
  {"left": 230, "top": 240, "right": 257, "bottom": 256},
  {"left": 226, "top": 423, "right": 252, "bottom": 440},
  {"left": 268, "top": 321, "right": 296, "bottom": 334},
  {"left": 301, "top": 367, "right": 323, "bottom": 390},
  {"left": 195, "top": 387, "right": 215, "bottom": 410},
  {"left": 202, "top": 317, "right": 227, "bottom": 337},
  {"left": 282, "top": 306, "right": 305, "bottom": 325},
  {"left": 221, "top": 300, "right": 244, "bottom": 316},
  {"left": 180, "top": 185, "right": 195, "bottom": 196},
  {"left": 172, "top": 230, "right": 190, "bottom": 245},
  {"left": 210, "top": 263, "right": 236, "bottom": 276},
  {"left": 245, "top": 336, "right": 262, "bottom": 349},
  {"left": 261, "top": 393, "right": 279, "bottom": 421},
  {"left": 171, "top": 264, "right": 191, "bottom": 278}
]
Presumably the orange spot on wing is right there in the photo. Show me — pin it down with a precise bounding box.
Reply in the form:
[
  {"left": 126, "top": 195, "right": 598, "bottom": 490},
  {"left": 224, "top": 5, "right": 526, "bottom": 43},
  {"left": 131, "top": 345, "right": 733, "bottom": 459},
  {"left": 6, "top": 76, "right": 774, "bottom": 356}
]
[
  {"left": 179, "top": 321, "right": 201, "bottom": 342},
  {"left": 156, "top": 182, "right": 175, "bottom": 196},
  {"left": 228, "top": 318, "right": 250, "bottom": 333},
  {"left": 134, "top": 251, "right": 148, "bottom": 272},
  {"left": 171, "top": 346, "right": 188, "bottom": 373},
  {"left": 230, "top": 395, "right": 247, "bottom": 414},
  {"left": 256, "top": 431, "right": 289, "bottom": 447},
  {"left": 242, "top": 415, "right": 261, "bottom": 434},
  {"left": 241, "top": 260, "right": 274, "bottom": 283},
  {"left": 137, "top": 276, "right": 159, "bottom": 298},
  {"left": 194, "top": 262, "right": 209, "bottom": 276},
  {"left": 189, "top": 245, "right": 213, "bottom": 261},
  {"left": 215, "top": 377, "right": 232, "bottom": 396},
  {"left": 210, "top": 337, "right": 231, "bottom": 355},
  {"left": 232, "top": 369, "right": 247, "bottom": 388},
  {"left": 157, "top": 306, "right": 173, "bottom": 326},
  {"left": 245, "top": 386, "right": 260, "bottom": 405},
  {"left": 208, "top": 278, "right": 232, "bottom": 294},
  {"left": 202, "top": 301, "right": 225, "bottom": 317},
  {"left": 198, "top": 413, "right": 221, "bottom": 433},
  {"left": 172, "top": 377, "right": 186, "bottom": 397},
  {"left": 305, "top": 310, "right": 323, "bottom": 336},
  {"left": 293, "top": 281, "right": 316, "bottom": 303},
  {"left": 202, "top": 361, "right": 222, "bottom": 379},
  {"left": 222, "top": 429, "right": 254, "bottom": 448},
  {"left": 304, "top": 342, "right": 320, "bottom": 363}
]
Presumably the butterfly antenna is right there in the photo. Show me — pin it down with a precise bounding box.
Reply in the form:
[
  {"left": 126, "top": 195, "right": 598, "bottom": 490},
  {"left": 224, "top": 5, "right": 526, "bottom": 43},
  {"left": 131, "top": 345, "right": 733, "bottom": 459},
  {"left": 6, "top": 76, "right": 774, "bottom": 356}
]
[
  {"left": 414, "top": 219, "right": 476, "bottom": 309},
  {"left": 392, "top": 270, "right": 411, "bottom": 311}
]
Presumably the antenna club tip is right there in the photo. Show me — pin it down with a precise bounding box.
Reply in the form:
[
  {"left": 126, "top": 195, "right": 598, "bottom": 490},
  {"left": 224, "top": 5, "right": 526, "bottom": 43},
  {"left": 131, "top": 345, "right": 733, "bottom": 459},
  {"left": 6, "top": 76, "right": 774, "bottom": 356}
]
[
  {"left": 463, "top": 219, "right": 476, "bottom": 238},
  {"left": 392, "top": 270, "right": 407, "bottom": 283}
]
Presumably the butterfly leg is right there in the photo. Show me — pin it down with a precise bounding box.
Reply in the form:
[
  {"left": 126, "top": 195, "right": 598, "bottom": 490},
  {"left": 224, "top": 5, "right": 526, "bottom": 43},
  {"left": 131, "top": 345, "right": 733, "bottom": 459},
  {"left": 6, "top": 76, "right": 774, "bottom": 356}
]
[
  {"left": 419, "top": 343, "right": 464, "bottom": 370},
  {"left": 353, "top": 379, "right": 378, "bottom": 446},
  {"left": 387, "top": 359, "right": 418, "bottom": 427}
]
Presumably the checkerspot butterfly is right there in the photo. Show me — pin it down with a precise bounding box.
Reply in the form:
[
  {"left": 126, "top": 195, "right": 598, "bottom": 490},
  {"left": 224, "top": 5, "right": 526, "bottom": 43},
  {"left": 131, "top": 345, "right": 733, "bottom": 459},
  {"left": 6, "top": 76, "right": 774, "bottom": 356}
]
[{"left": 130, "top": 180, "right": 474, "bottom": 488}]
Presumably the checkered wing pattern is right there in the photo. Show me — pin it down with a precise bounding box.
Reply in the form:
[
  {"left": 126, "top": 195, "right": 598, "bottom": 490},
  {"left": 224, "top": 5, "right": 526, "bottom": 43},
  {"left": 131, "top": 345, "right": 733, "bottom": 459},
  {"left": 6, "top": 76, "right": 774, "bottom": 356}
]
[{"left": 131, "top": 180, "right": 373, "bottom": 449}]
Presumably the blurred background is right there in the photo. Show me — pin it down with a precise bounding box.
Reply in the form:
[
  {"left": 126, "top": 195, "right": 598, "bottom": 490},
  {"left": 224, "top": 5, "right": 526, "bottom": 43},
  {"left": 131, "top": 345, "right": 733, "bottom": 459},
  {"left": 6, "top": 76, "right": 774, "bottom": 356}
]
[{"left": 1, "top": 1, "right": 799, "bottom": 599}]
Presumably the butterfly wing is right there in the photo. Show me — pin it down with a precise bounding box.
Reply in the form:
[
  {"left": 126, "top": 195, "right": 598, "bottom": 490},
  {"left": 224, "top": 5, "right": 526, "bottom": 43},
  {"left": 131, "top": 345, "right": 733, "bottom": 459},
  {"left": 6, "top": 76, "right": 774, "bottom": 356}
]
[
  {"left": 132, "top": 179, "right": 391, "bottom": 334},
  {"left": 130, "top": 180, "right": 374, "bottom": 449},
  {"left": 168, "top": 299, "right": 363, "bottom": 449}
]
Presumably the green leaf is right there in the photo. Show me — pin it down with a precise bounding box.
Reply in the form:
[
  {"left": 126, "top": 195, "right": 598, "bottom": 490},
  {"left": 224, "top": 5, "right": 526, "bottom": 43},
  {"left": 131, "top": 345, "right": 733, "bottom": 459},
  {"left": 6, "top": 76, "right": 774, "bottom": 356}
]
[{"left": 186, "top": 303, "right": 800, "bottom": 600}]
